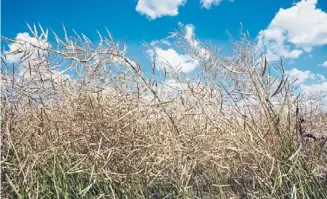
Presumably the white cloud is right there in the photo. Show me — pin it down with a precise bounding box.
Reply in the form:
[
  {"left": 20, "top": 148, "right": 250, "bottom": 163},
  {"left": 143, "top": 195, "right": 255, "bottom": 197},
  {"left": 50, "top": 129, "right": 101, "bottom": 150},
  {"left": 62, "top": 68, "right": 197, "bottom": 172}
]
[
  {"left": 5, "top": 32, "right": 49, "bottom": 65},
  {"left": 286, "top": 49, "right": 303, "bottom": 59},
  {"left": 185, "top": 24, "right": 198, "bottom": 46},
  {"left": 201, "top": 0, "right": 222, "bottom": 9},
  {"left": 136, "top": 0, "right": 186, "bottom": 19},
  {"left": 147, "top": 22, "right": 216, "bottom": 73},
  {"left": 286, "top": 68, "right": 315, "bottom": 84},
  {"left": 180, "top": 23, "right": 213, "bottom": 61},
  {"left": 258, "top": 0, "right": 327, "bottom": 61},
  {"left": 258, "top": 28, "right": 303, "bottom": 61},
  {"left": 156, "top": 79, "right": 187, "bottom": 99},
  {"left": 148, "top": 47, "right": 199, "bottom": 73},
  {"left": 146, "top": 48, "right": 155, "bottom": 59},
  {"left": 322, "top": 60, "right": 327, "bottom": 67},
  {"left": 285, "top": 68, "right": 327, "bottom": 96},
  {"left": 273, "top": 0, "right": 327, "bottom": 47},
  {"left": 4, "top": 32, "right": 50, "bottom": 78},
  {"left": 288, "top": 59, "right": 295, "bottom": 65},
  {"left": 317, "top": 74, "right": 326, "bottom": 81},
  {"left": 150, "top": 39, "right": 171, "bottom": 46},
  {"left": 147, "top": 23, "right": 211, "bottom": 73},
  {"left": 301, "top": 82, "right": 327, "bottom": 94},
  {"left": 4, "top": 32, "right": 71, "bottom": 84},
  {"left": 182, "top": 23, "right": 203, "bottom": 50}
]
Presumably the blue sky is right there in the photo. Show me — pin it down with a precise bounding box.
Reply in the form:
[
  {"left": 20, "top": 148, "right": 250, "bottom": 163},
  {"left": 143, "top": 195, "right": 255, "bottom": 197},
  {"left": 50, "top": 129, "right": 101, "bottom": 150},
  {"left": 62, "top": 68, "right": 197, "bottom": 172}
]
[
  {"left": 2, "top": 0, "right": 295, "bottom": 41},
  {"left": 2, "top": 0, "right": 327, "bottom": 94}
]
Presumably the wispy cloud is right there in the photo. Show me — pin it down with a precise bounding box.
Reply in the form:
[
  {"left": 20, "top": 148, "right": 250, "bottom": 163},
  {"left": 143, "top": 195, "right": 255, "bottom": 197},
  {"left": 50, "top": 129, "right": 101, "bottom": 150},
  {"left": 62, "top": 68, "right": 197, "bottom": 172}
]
[{"left": 200, "top": 0, "right": 222, "bottom": 9}]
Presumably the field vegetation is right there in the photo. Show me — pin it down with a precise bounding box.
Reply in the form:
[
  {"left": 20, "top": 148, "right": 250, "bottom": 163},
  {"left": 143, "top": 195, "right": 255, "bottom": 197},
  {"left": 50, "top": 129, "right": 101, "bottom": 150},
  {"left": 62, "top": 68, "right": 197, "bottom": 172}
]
[{"left": 1, "top": 24, "right": 327, "bottom": 198}]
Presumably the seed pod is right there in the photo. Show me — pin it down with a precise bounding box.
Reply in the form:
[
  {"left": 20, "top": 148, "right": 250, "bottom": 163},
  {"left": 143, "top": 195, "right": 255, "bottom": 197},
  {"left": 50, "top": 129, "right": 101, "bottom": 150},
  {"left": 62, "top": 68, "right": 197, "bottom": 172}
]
[{"left": 262, "top": 56, "right": 268, "bottom": 77}]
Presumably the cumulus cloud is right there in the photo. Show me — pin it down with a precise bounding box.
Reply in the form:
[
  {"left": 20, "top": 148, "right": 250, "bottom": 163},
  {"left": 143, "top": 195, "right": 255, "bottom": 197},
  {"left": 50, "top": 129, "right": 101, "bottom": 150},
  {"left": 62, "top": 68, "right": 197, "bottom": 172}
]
[
  {"left": 285, "top": 68, "right": 327, "bottom": 96},
  {"left": 286, "top": 68, "right": 315, "bottom": 84},
  {"left": 146, "top": 23, "right": 213, "bottom": 73},
  {"left": 136, "top": 0, "right": 186, "bottom": 19},
  {"left": 258, "top": 0, "right": 327, "bottom": 61},
  {"left": 273, "top": 0, "right": 327, "bottom": 47},
  {"left": 148, "top": 47, "right": 198, "bottom": 73},
  {"left": 5, "top": 32, "right": 49, "bottom": 65},
  {"left": 4, "top": 32, "right": 53, "bottom": 80},
  {"left": 3, "top": 32, "right": 71, "bottom": 84},
  {"left": 300, "top": 82, "right": 327, "bottom": 94}
]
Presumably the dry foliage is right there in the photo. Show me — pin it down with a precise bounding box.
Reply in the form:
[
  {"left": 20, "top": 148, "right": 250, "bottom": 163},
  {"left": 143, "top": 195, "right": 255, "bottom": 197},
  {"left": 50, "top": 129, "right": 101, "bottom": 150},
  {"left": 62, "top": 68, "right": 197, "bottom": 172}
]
[{"left": 1, "top": 24, "right": 327, "bottom": 198}]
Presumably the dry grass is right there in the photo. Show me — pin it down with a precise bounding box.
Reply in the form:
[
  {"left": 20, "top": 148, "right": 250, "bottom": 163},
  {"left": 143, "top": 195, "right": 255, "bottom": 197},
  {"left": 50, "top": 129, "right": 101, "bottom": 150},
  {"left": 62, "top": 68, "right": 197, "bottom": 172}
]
[{"left": 1, "top": 25, "right": 327, "bottom": 198}]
